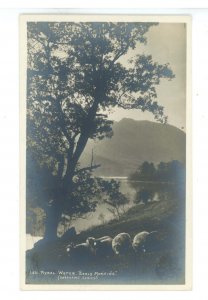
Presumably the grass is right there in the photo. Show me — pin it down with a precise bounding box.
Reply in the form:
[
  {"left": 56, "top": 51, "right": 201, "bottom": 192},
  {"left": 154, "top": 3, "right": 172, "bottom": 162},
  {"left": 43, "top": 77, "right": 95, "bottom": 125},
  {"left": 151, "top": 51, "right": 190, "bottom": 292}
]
[
  {"left": 76, "top": 195, "right": 184, "bottom": 242},
  {"left": 26, "top": 194, "right": 185, "bottom": 285}
]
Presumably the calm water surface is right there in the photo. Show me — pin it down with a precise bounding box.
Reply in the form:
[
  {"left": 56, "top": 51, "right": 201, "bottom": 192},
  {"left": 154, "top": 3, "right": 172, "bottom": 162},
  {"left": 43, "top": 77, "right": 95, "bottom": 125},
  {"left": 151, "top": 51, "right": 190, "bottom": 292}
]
[{"left": 27, "top": 177, "right": 184, "bottom": 249}]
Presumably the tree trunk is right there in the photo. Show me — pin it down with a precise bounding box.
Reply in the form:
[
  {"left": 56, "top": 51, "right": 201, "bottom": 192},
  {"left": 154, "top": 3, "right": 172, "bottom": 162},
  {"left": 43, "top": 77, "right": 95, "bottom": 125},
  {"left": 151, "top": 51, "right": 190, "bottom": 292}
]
[{"left": 44, "top": 202, "right": 62, "bottom": 241}]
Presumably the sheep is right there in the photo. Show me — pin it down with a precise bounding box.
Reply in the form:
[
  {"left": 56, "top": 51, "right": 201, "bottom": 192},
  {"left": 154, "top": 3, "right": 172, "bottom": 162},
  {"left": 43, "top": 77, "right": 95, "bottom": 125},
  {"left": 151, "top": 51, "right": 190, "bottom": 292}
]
[
  {"left": 86, "top": 236, "right": 113, "bottom": 257},
  {"left": 86, "top": 237, "right": 96, "bottom": 249},
  {"left": 86, "top": 236, "right": 110, "bottom": 248},
  {"left": 66, "top": 242, "right": 94, "bottom": 265},
  {"left": 112, "top": 232, "right": 132, "bottom": 255},
  {"left": 132, "top": 231, "right": 149, "bottom": 253},
  {"left": 86, "top": 236, "right": 111, "bottom": 245},
  {"left": 93, "top": 237, "right": 114, "bottom": 258},
  {"left": 132, "top": 231, "right": 161, "bottom": 254}
]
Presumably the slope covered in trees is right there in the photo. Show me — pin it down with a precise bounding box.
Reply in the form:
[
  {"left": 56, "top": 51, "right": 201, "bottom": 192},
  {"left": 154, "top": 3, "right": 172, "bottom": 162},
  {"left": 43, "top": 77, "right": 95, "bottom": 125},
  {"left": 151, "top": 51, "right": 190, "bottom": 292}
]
[{"left": 81, "top": 119, "right": 186, "bottom": 176}]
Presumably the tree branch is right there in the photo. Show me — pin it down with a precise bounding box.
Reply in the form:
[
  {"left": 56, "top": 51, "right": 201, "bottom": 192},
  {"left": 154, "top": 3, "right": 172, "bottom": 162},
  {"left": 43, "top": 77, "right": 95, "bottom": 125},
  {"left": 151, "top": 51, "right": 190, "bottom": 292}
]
[
  {"left": 90, "top": 149, "right": 94, "bottom": 168},
  {"left": 75, "top": 164, "right": 101, "bottom": 174},
  {"left": 111, "top": 44, "right": 130, "bottom": 65},
  {"left": 71, "top": 98, "right": 99, "bottom": 165},
  {"left": 54, "top": 96, "right": 74, "bottom": 145}
]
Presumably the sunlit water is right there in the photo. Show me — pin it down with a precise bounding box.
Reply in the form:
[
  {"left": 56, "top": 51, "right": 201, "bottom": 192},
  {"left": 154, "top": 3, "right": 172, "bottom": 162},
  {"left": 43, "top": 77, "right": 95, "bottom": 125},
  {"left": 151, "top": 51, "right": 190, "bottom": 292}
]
[
  {"left": 27, "top": 178, "right": 183, "bottom": 249},
  {"left": 70, "top": 178, "right": 137, "bottom": 233},
  {"left": 26, "top": 234, "right": 43, "bottom": 250}
]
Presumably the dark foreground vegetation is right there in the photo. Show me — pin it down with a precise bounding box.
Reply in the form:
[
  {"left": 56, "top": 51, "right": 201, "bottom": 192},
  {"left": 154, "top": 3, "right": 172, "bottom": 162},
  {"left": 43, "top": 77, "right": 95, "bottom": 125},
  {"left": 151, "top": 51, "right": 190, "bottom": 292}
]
[{"left": 26, "top": 184, "right": 185, "bottom": 285}]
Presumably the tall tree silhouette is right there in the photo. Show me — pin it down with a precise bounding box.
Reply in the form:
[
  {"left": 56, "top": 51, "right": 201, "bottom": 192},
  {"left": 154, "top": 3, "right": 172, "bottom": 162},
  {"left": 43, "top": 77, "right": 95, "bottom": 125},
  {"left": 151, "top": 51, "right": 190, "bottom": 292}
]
[{"left": 27, "top": 22, "right": 174, "bottom": 240}]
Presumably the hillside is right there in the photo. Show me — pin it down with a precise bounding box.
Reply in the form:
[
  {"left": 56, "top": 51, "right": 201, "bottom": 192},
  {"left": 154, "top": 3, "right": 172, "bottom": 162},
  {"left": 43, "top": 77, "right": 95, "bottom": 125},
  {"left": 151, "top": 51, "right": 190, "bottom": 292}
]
[
  {"left": 80, "top": 119, "right": 186, "bottom": 177},
  {"left": 26, "top": 191, "right": 185, "bottom": 284}
]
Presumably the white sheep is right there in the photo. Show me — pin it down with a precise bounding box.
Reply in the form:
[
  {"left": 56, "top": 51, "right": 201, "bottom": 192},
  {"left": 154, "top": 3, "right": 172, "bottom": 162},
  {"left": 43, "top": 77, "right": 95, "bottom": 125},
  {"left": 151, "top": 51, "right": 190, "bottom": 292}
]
[
  {"left": 132, "top": 231, "right": 160, "bottom": 253},
  {"left": 112, "top": 232, "right": 132, "bottom": 255},
  {"left": 132, "top": 231, "right": 150, "bottom": 253}
]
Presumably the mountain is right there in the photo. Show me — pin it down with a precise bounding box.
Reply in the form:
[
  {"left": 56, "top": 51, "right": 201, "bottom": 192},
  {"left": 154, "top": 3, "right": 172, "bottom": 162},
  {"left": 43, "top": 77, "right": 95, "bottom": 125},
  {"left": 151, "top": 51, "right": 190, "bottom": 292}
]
[{"left": 80, "top": 118, "right": 186, "bottom": 177}]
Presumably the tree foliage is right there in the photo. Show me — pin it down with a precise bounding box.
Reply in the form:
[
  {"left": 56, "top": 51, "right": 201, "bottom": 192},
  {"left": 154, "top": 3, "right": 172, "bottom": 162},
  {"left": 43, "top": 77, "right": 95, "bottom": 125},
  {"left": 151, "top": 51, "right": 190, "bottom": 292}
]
[
  {"left": 26, "top": 22, "right": 175, "bottom": 238},
  {"left": 102, "top": 180, "right": 130, "bottom": 220},
  {"left": 27, "top": 22, "right": 174, "bottom": 175},
  {"left": 129, "top": 160, "right": 185, "bottom": 183}
]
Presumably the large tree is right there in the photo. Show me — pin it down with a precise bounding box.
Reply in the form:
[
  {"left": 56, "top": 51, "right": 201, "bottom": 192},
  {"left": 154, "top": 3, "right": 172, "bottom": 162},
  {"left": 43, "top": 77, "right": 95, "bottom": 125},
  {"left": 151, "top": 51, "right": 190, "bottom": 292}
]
[{"left": 27, "top": 22, "right": 174, "bottom": 240}]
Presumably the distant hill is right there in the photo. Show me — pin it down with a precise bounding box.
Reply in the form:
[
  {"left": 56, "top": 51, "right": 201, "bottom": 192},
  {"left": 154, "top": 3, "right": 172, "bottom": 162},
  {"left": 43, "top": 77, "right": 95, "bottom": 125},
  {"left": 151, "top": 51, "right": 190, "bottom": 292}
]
[{"left": 80, "top": 118, "right": 186, "bottom": 177}]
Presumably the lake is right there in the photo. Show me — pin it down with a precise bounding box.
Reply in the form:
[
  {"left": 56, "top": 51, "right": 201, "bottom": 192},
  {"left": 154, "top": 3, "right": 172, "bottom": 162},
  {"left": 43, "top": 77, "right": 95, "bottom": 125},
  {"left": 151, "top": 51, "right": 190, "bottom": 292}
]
[
  {"left": 26, "top": 234, "right": 43, "bottom": 250},
  {"left": 64, "top": 177, "right": 184, "bottom": 234},
  {"left": 27, "top": 177, "right": 185, "bottom": 249}
]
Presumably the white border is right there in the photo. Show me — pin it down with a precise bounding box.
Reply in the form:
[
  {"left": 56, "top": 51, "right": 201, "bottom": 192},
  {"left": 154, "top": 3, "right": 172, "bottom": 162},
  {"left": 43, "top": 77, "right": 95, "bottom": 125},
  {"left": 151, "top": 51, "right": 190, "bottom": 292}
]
[{"left": 2, "top": 3, "right": 208, "bottom": 300}]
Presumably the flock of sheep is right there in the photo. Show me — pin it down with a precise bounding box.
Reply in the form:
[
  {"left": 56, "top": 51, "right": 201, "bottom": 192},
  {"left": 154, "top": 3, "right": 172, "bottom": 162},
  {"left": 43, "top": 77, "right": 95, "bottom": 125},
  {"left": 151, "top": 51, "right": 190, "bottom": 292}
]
[{"left": 66, "top": 231, "right": 162, "bottom": 263}]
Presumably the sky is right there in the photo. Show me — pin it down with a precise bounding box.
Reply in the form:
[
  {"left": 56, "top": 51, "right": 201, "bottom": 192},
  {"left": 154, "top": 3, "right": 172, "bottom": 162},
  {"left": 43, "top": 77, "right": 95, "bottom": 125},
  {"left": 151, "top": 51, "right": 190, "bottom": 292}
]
[{"left": 109, "top": 23, "right": 186, "bottom": 130}]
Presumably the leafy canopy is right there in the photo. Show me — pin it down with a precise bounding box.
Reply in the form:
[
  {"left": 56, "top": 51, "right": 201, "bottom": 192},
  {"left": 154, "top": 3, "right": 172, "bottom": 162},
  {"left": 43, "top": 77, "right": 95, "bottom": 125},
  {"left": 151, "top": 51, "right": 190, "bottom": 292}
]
[
  {"left": 27, "top": 22, "right": 174, "bottom": 176},
  {"left": 27, "top": 22, "right": 175, "bottom": 222}
]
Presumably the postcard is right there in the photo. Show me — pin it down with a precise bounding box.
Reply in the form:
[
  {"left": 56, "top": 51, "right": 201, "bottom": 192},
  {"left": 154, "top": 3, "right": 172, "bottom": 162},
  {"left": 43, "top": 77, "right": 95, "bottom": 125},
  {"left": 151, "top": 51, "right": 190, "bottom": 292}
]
[{"left": 19, "top": 14, "right": 192, "bottom": 290}]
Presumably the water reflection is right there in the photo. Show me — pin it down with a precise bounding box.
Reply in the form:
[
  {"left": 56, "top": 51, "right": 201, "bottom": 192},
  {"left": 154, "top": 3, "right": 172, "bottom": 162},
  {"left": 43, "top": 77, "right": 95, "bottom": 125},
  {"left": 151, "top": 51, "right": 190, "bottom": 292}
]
[
  {"left": 26, "top": 178, "right": 185, "bottom": 249},
  {"left": 71, "top": 179, "right": 185, "bottom": 233},
  {"left": 128, "top": 181, "right": 185, "bottom": 205}
]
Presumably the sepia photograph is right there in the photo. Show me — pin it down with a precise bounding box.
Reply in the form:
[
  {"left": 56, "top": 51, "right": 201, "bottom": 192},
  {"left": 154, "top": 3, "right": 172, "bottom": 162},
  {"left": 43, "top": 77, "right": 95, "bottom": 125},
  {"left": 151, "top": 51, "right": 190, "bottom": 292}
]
[{"left": 20, "top": 14, "right": 191, "bottom": 290}]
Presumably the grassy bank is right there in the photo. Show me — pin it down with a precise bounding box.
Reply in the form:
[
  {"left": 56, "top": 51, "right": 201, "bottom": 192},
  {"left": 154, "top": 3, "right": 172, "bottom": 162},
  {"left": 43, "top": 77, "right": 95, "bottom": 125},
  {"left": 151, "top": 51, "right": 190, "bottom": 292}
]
[{"left": 26, "top": 194, "right": 185, "bottom": 285}]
